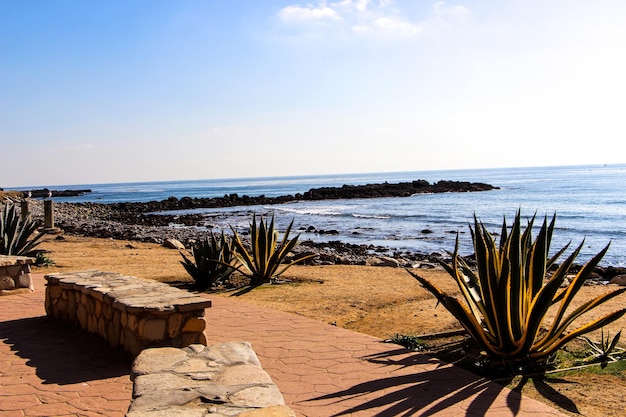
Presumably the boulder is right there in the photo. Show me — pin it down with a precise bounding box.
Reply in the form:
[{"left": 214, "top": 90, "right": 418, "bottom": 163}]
[
  {"left": 365, "top": 256, "right": 401, "bottom": 268},
  {"left": 163, "top": 238, "right": 185, "bottom": 250},
  {"left": 609, "top": 275, "right": 626, "bottom": 286}
]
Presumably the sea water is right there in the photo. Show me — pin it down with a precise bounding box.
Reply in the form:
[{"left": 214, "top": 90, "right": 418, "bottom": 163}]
[{"left": 19, "top": 164, "right": 626, "bottom": 266}]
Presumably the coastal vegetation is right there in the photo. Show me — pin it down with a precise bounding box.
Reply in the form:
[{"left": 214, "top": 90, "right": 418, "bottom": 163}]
[
  {"left": 179, "top": 231, "right": 236, "bottom": 290},
  {"left": 229, "top": 214, "right": 315, "bottom": 286},
  {"left": 407, "top": 211, "right": 626, "bottom": 375},
  {"left": 179, "top": 214, "right": 316, "bottom": 288},
  {"left": 0, "top": 202, "right": 45, "bottom": 256}
]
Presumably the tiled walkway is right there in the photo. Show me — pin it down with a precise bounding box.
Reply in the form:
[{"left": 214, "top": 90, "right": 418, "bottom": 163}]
[{"left": 0, "top": 274, "right": 565, "bottom": 416}]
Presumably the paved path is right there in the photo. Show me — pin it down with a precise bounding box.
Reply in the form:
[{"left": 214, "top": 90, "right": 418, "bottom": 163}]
[{"left": 0, "top": 274, "right": 565, "bottom": 416}]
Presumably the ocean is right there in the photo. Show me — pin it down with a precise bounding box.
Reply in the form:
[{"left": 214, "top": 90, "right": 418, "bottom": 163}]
[{"left": 21, "top": 164, "right": 626, "bottom": 266}]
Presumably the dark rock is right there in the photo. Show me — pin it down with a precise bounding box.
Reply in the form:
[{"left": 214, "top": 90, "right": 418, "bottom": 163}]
[{"left": 25, "top": 188, "right": 92, "bottom": 198}]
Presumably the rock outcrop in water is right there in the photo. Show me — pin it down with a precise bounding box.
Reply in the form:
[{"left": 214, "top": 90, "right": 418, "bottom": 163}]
[
  {"left": 24, "top": 188, "right": 92, "bottom": 198},
  {"left": 106, "top": 180, "right": 498, "bottom": 214}
]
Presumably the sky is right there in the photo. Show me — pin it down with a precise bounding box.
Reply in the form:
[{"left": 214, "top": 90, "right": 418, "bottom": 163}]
[{"left": 2, "top": 0, "right": 626, "bottom": 187}]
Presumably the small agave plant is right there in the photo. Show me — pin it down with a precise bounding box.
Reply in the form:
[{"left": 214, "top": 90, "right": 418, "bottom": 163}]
[
  {"left": 180, "top": 231, "right": 236, "bottom": 290},
  {"left": 230, "top": 214, "right": 315, "bottom": 287},
  {"left": 581, "top": 329, "right": 624, "bottom": 364},
  {"left": 407, "top": 211, "right": 626, "bottom": 373},
  {"left": 0, "top": 203, "right": 46, "bottom": 256}
]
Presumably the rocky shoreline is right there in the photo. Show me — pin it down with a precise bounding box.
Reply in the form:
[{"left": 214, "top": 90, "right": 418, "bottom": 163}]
[
  {"left": 26, "top": 199, "right": 436, "bottom": 267},
  {"left": 15, "top": 178, "right": 625, "bottom": 282},
  {"left": 19, "top": 179, "right": 499, "bottom": 267}
]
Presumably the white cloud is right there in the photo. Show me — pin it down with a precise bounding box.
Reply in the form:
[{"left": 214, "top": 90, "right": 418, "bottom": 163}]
[
  {"left": 372, "top": 17, "right": 421, "bottom": 36},
  {"left": 432, "top": 1, "right": 470, "bottom": 18},
  {"left": 278, "top": 4, "right": 342, "bottom": 21},
  {"left": 276, "top": 1, "right": 464, "bottom": 39}
]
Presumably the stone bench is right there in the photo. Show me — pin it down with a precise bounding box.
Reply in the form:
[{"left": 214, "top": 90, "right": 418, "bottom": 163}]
[
  {"left": 127, "top": 342, "right": 295, "bottom": 417},
  {"left": 44, "top": 270, "right": 212, "bottom": 357},
  {"left": 0, "top": 255, "right": 35, "bottom": 295}
]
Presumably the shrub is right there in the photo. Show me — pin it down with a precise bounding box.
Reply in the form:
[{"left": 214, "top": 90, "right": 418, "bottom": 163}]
[
  {"left": 581, "top": 329, "right": 624, "bottom": 364},
  {"left": 33, "top": 251, "right": 55, "bottom": 267},
  {"left": 230, "top": 214, "right": 315, "bottom": 286},
  {"left": 180, "top": 231, "right": 235, "bottom": 290},
  {"left": 389, "top": 333, "right": 426, "bottom": 351},
  {"left": 0, "top": 203, "right": 46, "bottom": 256},
  {"left": 407, "top": 211, "right": 626, "bottom": 374}
]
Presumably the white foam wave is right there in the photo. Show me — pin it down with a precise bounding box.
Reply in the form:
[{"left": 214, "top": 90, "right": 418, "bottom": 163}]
[
  {"left": 272, "top": 206, "right": 344, "bottom": 216},
  {"left": 352, "top": 213, "right": 391, "bottom": 219}
]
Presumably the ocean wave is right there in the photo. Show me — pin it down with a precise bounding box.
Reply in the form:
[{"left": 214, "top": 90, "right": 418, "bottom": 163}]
[
  {"left": 272, "top": 206, "right": 344, "bottom": 216},
  {"left": 352, "top": 213, "right": 391, "bottom": 219}
]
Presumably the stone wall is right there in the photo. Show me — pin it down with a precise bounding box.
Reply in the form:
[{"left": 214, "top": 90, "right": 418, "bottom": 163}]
[
  {"left": 44, "top": 270, "right": 212, "bottom": 357},
  {"left": 0, "top": 255, "right": 34, "bottom": 295},
  {"left": 128, "top": 342, "right": 295, "bottom": 417}
]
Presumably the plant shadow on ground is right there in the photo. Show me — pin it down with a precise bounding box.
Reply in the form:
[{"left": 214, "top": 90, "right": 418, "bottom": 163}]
[
  {"left": 0, "top": 316, "right": 130, "bottom": 384},
  {"left": 390, "top": 333, "right": 626, "bottom": 416},
  {"left": 169, "top": 273, "right": 319, "bottom": 296},
  {"left": 307, "top": 345, "right": 543, "bottom": 417}
]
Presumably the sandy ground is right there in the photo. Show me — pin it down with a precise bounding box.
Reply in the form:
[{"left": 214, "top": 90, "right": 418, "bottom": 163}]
[{"left": 31, "top": 235, "right": 626, "bottom": 417}]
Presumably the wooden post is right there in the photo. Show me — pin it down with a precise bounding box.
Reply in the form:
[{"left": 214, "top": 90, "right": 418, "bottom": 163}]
[
  {"left": 20, "top": 200, "right": 30, "bottom": 220},
  {"left": 44, "top": 200, "right": 54, "bottom": 229}
]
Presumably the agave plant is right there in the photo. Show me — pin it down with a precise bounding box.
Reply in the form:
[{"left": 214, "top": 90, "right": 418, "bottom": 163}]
[
  {"left": 0, "top": 203, "right": 46, "bottom": 256},
  {"left": 230, "top": 214, "right": 315, "bottom": 286},
  {"left": 581, "top": 329, "right": 624, "bottom": 364},
  {"left": 180, "top": 231, "right": 236, "bottom": 290},
  {"left": 407, "top": 211, "right": 626, "bottom": 373}
]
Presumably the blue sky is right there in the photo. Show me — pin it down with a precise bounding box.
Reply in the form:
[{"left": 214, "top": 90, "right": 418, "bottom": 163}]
[{"left": 2, "top": 1, "right": 626, "bottom": 187}]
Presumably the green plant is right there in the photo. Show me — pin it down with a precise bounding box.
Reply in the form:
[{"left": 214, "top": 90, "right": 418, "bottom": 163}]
[
  {"left": 407, "top": 211, "right": 626, "bottom": 374},
  {"left": 0, "top": 203, "right": 46, "bottom": 256},
  {"left": 33, "top": 251, "right": 55, "bottom": 267},
  {"left": 180, "top": 231, "right": 236, "bottom": 290},
  {"left": 581, "top": 329, "right": 624, "bottom": 364},
  {"left": 389, "top": 333, "right": 426, "bottom": 351},
  {"left": 230, "top": 214, "right": 315, "bottom": 286}
]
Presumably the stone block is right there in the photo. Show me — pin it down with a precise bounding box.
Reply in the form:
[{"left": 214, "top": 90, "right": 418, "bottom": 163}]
[
  {"left": 181, "top": 317, "right": 206, "bottom": 333},
  {"left": 17, "top": 273, "right": 34, "bottom": 290},
  {"left": 128, "top": 314, "right": 138, "bottom": 332},
  {"left": 98, "top": 317, "right": 106, "bottom": 338},
  {"left": 108, "top": 322, "right": 120, "bottom": 349},
  {"left": 94, "top": 299, "right": 102, "bottom": 316},
  {"left": 77, "top": 304, "right": 88, "bottom": 329},
  {"left": 141, "top": 319, "right": 167, "bottom": 341},
  {"left": 87, "top": 315, "right": 98, "bottom": 334},
  {"left": 181, "top": 332, "right": 201, "bottom": 347},
  {"left": 0, "top": 276, "right": 15, "bottom": 290},
  {"left": 6, "top": 265, "right": 22, "bottom": 277},
  {"left": 48, "top": 284, "right": 62, "bottom": 299},
  {"left": 167, "top": 313, "right": 183, "bottom": 338},
  {"left": 128, "top": 343, "right": 292, "bottom": 416}
]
